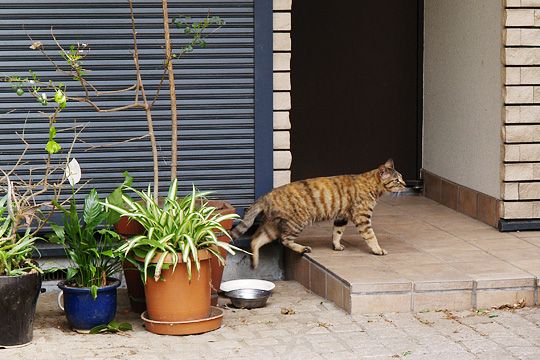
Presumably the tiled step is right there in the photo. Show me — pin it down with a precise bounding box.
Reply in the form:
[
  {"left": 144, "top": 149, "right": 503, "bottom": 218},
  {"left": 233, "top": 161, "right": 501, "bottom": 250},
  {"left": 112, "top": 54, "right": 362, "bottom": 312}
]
[
  {"left": 285, "top": 249, "right": 539, "bottom": 314},
  {"left": 284, "top": 196, "right": 540, "bottom": 314}
]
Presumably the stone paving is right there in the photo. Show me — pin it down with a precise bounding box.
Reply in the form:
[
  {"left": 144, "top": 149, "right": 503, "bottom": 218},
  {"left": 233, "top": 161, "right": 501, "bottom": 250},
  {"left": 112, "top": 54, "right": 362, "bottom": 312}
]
[{"left": 4, "top": 281, "right": 540, "bottom": 360}]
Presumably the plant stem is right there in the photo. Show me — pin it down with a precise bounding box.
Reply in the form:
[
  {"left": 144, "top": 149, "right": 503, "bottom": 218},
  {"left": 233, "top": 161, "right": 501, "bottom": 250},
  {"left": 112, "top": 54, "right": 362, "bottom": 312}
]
[
  {"left": 161, "top": 0, "right": 178, "bottom": 181},
  {"left": 129, "top": 0, "right": 159, "bottom": 199}
]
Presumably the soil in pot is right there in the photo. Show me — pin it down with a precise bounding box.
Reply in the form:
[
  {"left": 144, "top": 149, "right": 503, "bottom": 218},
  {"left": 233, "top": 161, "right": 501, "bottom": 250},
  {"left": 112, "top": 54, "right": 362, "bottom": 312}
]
[
  {"left": 144, "top": 250, "right": 212, "bottom": 322},
  {"left": 0, "top": 271, "right": 42, "bottom": 347},
  {"left": 58, "top": 278, "right": 120, "bottom": 331}
]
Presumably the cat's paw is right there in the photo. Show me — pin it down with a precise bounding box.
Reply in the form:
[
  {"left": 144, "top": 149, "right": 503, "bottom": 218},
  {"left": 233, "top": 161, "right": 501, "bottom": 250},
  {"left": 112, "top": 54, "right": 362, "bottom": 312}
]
[
  {"left": 333, "top": 244, "right": 345, "bottom": 251},
  {"left": 302, "top": 246, "right": 312, "bottom": 253},
  {"left": 372, "top": 248, "right": 388, "bottom": 256}
]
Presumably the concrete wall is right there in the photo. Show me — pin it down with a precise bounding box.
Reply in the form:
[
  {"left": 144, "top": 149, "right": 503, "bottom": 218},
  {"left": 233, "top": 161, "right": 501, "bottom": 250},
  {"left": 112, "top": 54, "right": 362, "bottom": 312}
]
[{"left": 423, "top": 0, "right": 502, "bottom": 199}]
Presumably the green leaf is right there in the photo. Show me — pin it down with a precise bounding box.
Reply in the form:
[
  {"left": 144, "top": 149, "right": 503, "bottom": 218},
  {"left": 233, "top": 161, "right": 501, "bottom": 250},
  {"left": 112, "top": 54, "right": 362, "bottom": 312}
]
[
  {"left": 89, "top": 324, "right": 108, "bottom": 334},
  {"left": 45, "top": 140, "right": 61, "bottom": 154},
  {"left": 66, "top": 267, "right": 78, "bottom": 281},
  {"left": 89, "top": 321, "right": 133, "bottom": 334},
  {"left": 83, "top": 189, "right": 103, "bottom": 229},
  {"left": 49, "top": 126, "right": 57, "bottom": 141},
  {"left": 90, "top": 285, "right": 98, "bottom": 299},
  {"left": 117, "top": 322, "right": 133, "bottom": 331},
  {"left": 49, "top": 223, "right": 65, "bottom": 243}
]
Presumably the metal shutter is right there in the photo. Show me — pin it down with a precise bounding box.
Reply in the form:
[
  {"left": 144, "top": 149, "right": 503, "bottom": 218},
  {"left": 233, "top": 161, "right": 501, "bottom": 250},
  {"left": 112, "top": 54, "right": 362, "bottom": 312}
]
[{"left": 0, "top": 0, "right": 256, "bottom": 209}]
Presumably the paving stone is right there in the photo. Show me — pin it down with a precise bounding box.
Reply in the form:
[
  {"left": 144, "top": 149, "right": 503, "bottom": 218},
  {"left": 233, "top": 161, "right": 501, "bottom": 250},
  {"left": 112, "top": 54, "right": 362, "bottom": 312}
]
[{"left": 7, "top": 281, "right": 540, "bottom": 359}]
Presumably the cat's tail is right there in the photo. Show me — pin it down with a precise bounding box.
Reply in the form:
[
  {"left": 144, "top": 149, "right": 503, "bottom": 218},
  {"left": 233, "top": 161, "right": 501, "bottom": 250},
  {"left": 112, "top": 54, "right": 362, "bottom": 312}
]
[{"left": 230, "top": 202, "right": 263, "bottom": 240}]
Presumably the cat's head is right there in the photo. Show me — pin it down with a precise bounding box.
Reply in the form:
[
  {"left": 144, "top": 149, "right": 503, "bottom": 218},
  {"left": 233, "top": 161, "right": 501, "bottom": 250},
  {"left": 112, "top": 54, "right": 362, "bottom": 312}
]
[{"left": 378, "top": 159, "right": 407, "bottom": 193}]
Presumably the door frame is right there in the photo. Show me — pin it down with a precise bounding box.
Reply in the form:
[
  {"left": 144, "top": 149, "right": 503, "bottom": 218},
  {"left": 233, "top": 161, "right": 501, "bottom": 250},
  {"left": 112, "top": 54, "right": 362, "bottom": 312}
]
[{"left": 254, "top": 0, "right": 274, "bottom": 199}]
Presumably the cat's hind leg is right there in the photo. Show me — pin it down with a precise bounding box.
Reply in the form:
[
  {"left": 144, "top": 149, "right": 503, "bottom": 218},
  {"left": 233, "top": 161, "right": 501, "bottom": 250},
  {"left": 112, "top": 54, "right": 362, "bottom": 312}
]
[
  {"left": 250, "top": 222, "right": 278, "bottom": 269},
  {"left": 332, "top": 218, "right": 348, "bottom": 251},
  {"left": 278, "top": 219, "right": 311, "bottom": 254}
]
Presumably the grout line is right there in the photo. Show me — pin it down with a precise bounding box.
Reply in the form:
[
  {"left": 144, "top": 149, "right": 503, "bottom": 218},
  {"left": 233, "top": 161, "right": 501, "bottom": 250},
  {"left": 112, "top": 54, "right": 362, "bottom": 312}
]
[
  {"left": 535, "top": 276, "right": 539, "bottom": 305},
  {"left": 472, "top": 280, "right": 478, "bottom": 309},
  {"left": 411, "top": 283, "right": 416, "bottom": 311}
]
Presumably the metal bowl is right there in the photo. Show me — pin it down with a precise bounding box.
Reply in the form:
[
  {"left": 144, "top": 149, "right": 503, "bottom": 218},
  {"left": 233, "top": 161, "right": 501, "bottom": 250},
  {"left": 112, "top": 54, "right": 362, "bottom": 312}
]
[{"left": 224, "top": 288, "right": 271, "bottom": 309}]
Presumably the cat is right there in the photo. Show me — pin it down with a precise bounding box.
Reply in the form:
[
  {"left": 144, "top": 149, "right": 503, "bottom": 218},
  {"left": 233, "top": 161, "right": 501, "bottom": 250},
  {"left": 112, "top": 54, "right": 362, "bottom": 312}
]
[{"left": 231, "top": 159, "right": 407, "bottom": 268}]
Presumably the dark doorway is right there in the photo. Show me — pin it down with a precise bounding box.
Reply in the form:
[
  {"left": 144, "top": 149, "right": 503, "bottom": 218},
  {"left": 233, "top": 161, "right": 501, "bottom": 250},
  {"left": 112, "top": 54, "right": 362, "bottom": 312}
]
[{"left": 291, "top": 1, "right": 422, "bottom": 183}]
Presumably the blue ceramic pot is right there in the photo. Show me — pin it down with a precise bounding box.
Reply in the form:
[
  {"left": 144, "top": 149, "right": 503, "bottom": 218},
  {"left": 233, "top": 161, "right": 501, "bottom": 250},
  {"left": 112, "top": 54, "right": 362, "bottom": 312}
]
[{"left": 58, "top": 278, "right": 120, "bottom": 331}]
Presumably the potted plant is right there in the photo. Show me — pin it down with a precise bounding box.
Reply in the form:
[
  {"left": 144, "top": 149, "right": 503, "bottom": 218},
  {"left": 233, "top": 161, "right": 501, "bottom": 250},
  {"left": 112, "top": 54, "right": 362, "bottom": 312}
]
[
  {"left": 104, "top": 179, "right": 243, "bottom": 334},
  {"left": 0, "top": 135, "right": 76, "bottom": 346},
  {"left": 50, "top": 172, "right": 123, "bottom": 332},
  {"left": 0, "top": 194, "right": 42, "bottom": 348}
]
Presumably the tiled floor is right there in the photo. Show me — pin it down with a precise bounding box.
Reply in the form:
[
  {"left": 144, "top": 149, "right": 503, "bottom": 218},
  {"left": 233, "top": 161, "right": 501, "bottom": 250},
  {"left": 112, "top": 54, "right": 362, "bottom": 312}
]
[{"left": 285, "top": 195, "right": 540, "bottom": 314}]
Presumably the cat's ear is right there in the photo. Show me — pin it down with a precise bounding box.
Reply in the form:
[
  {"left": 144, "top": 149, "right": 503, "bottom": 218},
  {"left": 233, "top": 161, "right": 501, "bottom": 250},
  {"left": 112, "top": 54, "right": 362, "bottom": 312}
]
[
  {"left": 378, "top": 165, "right": 391, "bottom": 179},
  {"left": 385, "top": 159, "right": 394, "bottom": 169}
]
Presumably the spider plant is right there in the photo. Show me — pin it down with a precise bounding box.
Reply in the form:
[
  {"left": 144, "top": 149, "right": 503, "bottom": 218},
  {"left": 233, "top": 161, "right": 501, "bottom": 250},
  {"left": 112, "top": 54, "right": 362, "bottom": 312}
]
[
  {"left": 50, "top": 189, "right": 122, "bottom": 298},
  {"left": 0, "top": 194, "right": 41, "bottom": 276},
  {"left": 103, "top": 179, "right": 244, "bottom": 283}
]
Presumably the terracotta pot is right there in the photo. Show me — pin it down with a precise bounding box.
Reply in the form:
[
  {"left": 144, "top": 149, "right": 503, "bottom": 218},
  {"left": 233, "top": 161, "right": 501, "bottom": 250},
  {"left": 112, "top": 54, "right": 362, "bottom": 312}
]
[
  {"left": 144, "top": 249, "right": 212, "bottom": 322},
  {"left": 115, "top": 218, "right": 147, "bottom": 313},
  {"left": 122, "top": 260, "right": 146, "bottom": 313},
  {"left": 114, "top": 216, "right": 144, "bottom": 236},
  {"left": 207, "top": 200, "right": 236, "bottom": 305}
]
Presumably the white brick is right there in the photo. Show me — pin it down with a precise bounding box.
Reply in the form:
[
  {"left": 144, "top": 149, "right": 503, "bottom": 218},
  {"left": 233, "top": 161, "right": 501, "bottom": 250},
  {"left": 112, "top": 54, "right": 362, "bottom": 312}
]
[
  {"left": 506, "top": 9, "right": 535, "bottom": 26},
  {"left": 273, "top": 151, "right": 292, "bottom": 169},
  {"left": 520, "top": 29, "right": 540, "bottom": 46},
  {"left": 273, "top": 111, "right": 291, "bottom": 129},
  {"left": 533, "top": 163, "right": 540, "bottom": 178},
  {"left": 505, "top": 106, "right": 521, "bottom": 123},
  {"left": 506, "top": 0, "right": 521, "bottom": 6},
  {"left": 533, "top": 86, "right": 540, "bottom": 102},
  {"left": 505, "top": 124, "right": 540, "bottom": 142},
  {"left": 506, "top": 67, "right": 521, "bottom": 85},
  {"left": 273, "top": 72, "right": 291, "bottom": 91},
  {"left": 521, "top": 67, "right": 540, "bottom": 84},
  {"left": 519, "top": 182, "right": 540, "bottom": 199},
  {"left": 273, "top": 13, "right": 291, "bottom": 31},
  {"left": 273, "top": 53, "right": 291, "bottom": 71},
  {"left": 502, "top": 201, "right": 534, "bottom": 219},
  {"left": 273, "top": 33, "right": 291, "bottom": 51},
  {"left": 273, "top": 131, "right": 290, "bottom": 149},
  {"left": 516, "top": 143, "right": 540, "bottom": 161},
  {"left": 519, "top": 106, "right": 540, "bottom": 122},
  {"left": 504, "top": 163, "right": 534, "bottom": 181},
  {"left": 506, "top": 29, "right": 521, "bottom": 46},
  {"left": 273, "top": 0, "right": 292, "bottom": 11},
  {"left": 273, "top": 170, "right": 291, "bottom": 188},
  {"left": 505, "top": 86, "right": 533, "bottom": 103},
  {"left": 505, "top": 48, "right": 540, "bottom": 65},
  {"left": 523, "top": 0, "right": 540, "bottom": 5},
  {"left": 535, "top": 10, "right": 540, "bottom": 26},
  {"left": 505, "top": 145, "right": 521, "bottom": 161},
  {"left": 273, "top": 92, "right": 291, "bottom": 110},
  {"left": 502, "top": 183, "right": 519, "bottom": 200}
]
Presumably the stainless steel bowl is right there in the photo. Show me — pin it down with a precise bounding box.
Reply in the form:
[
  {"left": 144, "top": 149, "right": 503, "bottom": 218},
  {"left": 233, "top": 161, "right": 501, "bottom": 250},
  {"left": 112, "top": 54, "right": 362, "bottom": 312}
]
[{"left": 224, "top": 288, "right": 271, "bottom": 309}]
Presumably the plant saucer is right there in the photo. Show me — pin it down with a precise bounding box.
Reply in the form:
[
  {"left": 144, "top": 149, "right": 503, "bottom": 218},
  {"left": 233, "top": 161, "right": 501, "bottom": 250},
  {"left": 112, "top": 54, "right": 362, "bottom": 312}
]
[{"left": 141, "top": 306, "right": 223, "bottom": 335}]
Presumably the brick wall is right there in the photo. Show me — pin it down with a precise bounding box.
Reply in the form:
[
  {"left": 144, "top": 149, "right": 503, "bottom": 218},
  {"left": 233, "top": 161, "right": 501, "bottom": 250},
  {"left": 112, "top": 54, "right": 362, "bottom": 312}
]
[
  {"left": 503, "top": 0, "right": 540, "bottom": 218},
  {"left": 273, "top": 0, "right": 292, "bottom": 188}
]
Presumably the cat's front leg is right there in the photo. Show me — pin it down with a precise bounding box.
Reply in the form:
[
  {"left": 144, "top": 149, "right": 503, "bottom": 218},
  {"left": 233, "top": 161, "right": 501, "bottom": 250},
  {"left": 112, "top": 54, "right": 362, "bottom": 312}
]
[{"left": 353, "top": 215, "right": 387, "bottom": 256}]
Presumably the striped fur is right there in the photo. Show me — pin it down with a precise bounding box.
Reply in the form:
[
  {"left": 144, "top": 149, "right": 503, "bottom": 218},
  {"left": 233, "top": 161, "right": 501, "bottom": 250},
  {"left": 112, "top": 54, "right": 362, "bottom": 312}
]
[{"left": 233, "top": 159, "right": 407, "bottom": 268}]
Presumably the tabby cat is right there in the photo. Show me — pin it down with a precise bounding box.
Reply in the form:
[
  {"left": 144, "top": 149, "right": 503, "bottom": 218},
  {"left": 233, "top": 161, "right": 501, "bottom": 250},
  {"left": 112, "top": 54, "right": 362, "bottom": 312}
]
[{"left": 231, "top": 159, "right": 407, "bottom": 268}]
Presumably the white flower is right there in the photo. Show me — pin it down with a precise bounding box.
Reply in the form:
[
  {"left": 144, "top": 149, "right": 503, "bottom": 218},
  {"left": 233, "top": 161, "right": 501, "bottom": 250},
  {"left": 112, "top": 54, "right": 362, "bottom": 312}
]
[{"left": 65, "top": 158, "right": 81, "bottom": 186}]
